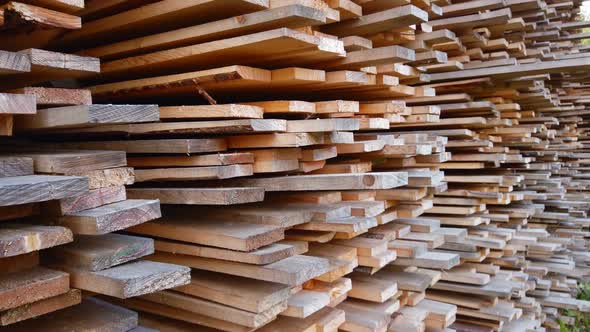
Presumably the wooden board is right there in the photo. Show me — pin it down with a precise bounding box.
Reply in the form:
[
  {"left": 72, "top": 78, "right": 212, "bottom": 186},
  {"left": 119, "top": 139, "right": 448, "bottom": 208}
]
[
  {"left": 8, "top": 87, "right": 92, "bottom": 106},
  {"left": 0, "top": 224, "right": 72, "bottom": 258},
  {"left": 128, "top": 217, "right": 283, "bottom": 251},
  {"left": 79, "top": 4, "right": 327, "bottom": 60},
  {"left": 56, "top": 199, "right": 161, "bottom": 235},
  {"left": 0, "top": 157, "right": 33, "bottom": 177},
  {"left": 0, "top": 50, "right": 30, "bottom": 74},
  {"left": 149, "top": 253, "right": 332, "bottom": 286},
  {"left": 0, "top": 93, "right": 36, "bottom": 114},
  {"left": 13, "top": 150, "right": 127, "bottom": 174},
  {"left": 0, "top": 175, "right": 88, "bottom": 207},
  {"left": 127, "top": 187, "right": 264, "bottom": 205},
  {"left": 55, "top": 138, "right": 228, "bottom": 154},
  {"left": 0, "top": 288, "right": 80, "bottom": 326},
  {"left": 140, "top": 290, "right": 286, "bottom": 328},
  {"left": 59, "top": 260, "right": 190, "bottom": 298},
  {"left": 15, "top": 104, "right": 159, "bottom": 130},
  {"left": 155, "top": 239, "right": 305, "bottom": 265},
  {"left": 226, "top": 172, "right": 408, "bottom": 191},
  {"left": 47, "top": 233, "right": 154, "bottom": 271},
  {"left": 2, "top": 297, "right": 138, "bottom": 331},
  {"left": 0, "top": 267, "right": 69, "bottom": 311}
]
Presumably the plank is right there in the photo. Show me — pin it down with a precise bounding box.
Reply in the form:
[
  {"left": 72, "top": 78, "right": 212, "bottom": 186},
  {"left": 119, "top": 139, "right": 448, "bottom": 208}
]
[
  {"left": 429, "top": 57, "right": 590, "bottom": 82},
  {"left": 0, "top": 93, "right": 36, "bottom": 114},
  {"left": 177, "top": 270, "right": 290, "bottom": 313},
  {"left": 128, "top": 217, "right": 284, "bottom": 251},
  {"left": 159, "top": 104, "right": 263, "bottom": 119},
  {"left": 0, "top": 267, "right": 69, "bottom": 311},
  {"left": 155, "top": 240, "right": 305, "bottom": 265},
  {"left": 41, "top": 119, "right": 287, "bottom": 135},
  {"left": 98, "top": 28, "right": 343, "bottom": 81},
  {"left": 127, "top": 187, "right": 264, "bottom": 205},
  {"left": 1, "top": 298, "right": 138, "bottom": 332},
  {"left": 65, "top": 167, "right": 134, "bottom": 189},
  {"left": 8, "top": 87, "right": 92, "bottom": 106},
  {"left": 12, "top": 150, "right": 127, "bottom": 174},
  {"left": 321, "top": 5, "right": 427, "bottom": 37},
  {"left": 56, "top": 0, "right": 270, "bottom": 48},
  {"left": 47, "top": 233, "right": 154, "bottom": 271},
  {"left": 55, "top": 199, "right": 161, "bottom": 235},
  {"left": 79, "top": 4, "right": 327, "bottom": 60},
  {"left": 0, "top": 289, "right": 81, "bottom": 326},
  {"left": 149, "top": 253, "right": 332, "bottom": 286},
  {"left": 0, "top": 49, "right": 99, "bottom": 90},
  {"left": 0, "top": 157, "right": 33, "bottom": 177},
  {"left": 9, "top": 0, "right": 84, "bottom": 13},
  {"left": 127, "top": 152, "right": 253, "bottom": 168},
  {"left": 0, "top": 224, "right": 72, "bottom": 258},
  {"left": 140, "top": 290, "right": 285, "bottom": 328},
  {"left": 226, "top": 172, "right": 408, "bottom": 191},
  {"left": 0, "top": 50, "right": 30, "bottom": 74},
  {"left": 15, "top": 104, "right": 159, "bottom": 130},
  {"left": 1, "top": 2, "right": 81, "bottom": 29},
  {"left": 59, "top": 260, "right": 190, "bottom": 298},
  {"left": 115, "top": 297, "right": 255, "bottom": 332},
  {"left": 134, "top": 165, "right": 253, "bottom": 182},
  {"left": 0, "top": 175, "right": 88, "bottom": 207},
  {"left": 282, "top": 290, "right": 330, "bottom": 318},
  {"left": 54, "top": 138, "right": 228, "bottom": 154}
]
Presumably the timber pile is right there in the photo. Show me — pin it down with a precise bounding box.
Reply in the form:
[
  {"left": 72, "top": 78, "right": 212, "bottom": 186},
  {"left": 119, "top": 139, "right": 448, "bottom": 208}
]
[
  {"left": 0, "top": 2, "right": 191, "bottom": 331},
  {"left": 1, "top": 0, "right": 590, "bottom": 331}
]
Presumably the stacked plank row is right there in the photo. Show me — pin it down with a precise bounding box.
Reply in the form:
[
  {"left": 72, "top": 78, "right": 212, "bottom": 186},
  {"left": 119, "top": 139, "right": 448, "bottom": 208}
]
[
  {"left": 2, "top": 0, "right": 590, "bottom": 331},
  {"left": 0, "top": 1, "right": 191, "bottom": 330}
]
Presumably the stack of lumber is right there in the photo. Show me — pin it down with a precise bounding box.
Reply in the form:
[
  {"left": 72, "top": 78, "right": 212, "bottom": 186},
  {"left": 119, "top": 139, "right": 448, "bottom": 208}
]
[
  {"left": 0, "top": 2, "right": 192, "bottom": 330},
  {"left": 2, "top": 0, "right": 590, "bottom": 331}
]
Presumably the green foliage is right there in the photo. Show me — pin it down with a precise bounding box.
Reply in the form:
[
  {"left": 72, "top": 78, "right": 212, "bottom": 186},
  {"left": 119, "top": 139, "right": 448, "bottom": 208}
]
[{"left": 558, "top": 283, "right": 590, "bottom": 331}]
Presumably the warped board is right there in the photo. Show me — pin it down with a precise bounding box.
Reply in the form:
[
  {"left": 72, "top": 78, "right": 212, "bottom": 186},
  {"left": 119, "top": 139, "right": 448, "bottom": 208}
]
[{"left": 127, "top": 187, "right": 264, "bottom": 205}]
